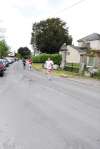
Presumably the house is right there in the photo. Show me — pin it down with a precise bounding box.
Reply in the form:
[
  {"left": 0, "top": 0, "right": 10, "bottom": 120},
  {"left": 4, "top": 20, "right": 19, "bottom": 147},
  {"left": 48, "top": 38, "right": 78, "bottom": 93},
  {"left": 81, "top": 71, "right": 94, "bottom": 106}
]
[
  {"left": 78, "top": 33, "right": 100, "bottom": 69},
  {"left": 59, "top": 44, "right": 86, "bottom": 68},
  {"left": 66, "top": 45, "right": 86, "bottom": 64},
  {"left": 60, "top": 33, "right": 100, "bottom": 70}
]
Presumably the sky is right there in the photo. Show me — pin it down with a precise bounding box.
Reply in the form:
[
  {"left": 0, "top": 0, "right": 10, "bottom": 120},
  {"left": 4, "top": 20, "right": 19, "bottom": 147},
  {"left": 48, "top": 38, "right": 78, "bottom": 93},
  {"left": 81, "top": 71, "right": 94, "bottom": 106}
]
[{"left": 0, "top": 0, "right": 100, "bottom": 52}]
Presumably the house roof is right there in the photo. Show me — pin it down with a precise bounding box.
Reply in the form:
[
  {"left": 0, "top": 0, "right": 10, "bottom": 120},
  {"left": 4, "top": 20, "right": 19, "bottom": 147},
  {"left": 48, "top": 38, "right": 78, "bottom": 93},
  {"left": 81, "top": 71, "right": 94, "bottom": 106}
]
[
  {"left": 78, "top": 33, "right": 100, "bottom": 42},
  {"left": 69, "top": 45, "right": 87, "bottom": 53},
  {"left": 60, "top": 43, "right": 67, "bottom": 51}
]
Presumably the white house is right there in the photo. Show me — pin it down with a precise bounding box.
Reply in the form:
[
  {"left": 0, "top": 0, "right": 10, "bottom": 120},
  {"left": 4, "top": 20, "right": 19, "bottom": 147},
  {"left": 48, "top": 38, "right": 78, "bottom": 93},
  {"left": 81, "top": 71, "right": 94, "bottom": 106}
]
[
  {"left": 66, "top": 45, "right": 86, "bottom": 64},
  {"left": 78, "top": 33, "right": 100, "bottom": 68},
  {"left": 78, "top": 33, "right": 100, "bottom": 50},
  {"left": 59, "top": 44, "right": 86, "bottom": 68},
  {"left": 60, "top": 33, "right": 100, "bottom": 69}
]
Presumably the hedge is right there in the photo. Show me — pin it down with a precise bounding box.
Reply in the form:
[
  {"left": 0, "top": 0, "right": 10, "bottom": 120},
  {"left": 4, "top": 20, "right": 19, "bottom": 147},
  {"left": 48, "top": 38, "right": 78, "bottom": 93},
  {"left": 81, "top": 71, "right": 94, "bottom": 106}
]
[{"left": 32, "top": 53, "right": 62, "bottom": 65}]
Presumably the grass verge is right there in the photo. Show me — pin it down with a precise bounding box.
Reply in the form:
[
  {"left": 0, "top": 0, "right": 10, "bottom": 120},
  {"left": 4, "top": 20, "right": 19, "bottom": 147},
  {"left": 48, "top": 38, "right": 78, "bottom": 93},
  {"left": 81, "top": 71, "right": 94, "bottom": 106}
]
[
  {"left": 32, "top": 63, "right": 100, "bottom": 80},
  {"left": 32, "top": 63, "right": 80, "bottom": 78}
]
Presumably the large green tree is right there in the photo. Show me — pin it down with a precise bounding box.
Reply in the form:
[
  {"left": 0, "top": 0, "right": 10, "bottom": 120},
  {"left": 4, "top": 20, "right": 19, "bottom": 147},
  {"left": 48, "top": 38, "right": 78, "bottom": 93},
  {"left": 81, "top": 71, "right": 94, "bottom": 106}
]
[
  {"left": 17, "top": 47, "right": 31, "bottom": 59},
  {"left": 31, "top": 18, "right": 72, "bottom": 54},
  {"left": 0, "top": 40, "right": 9, "bottom": 58}
]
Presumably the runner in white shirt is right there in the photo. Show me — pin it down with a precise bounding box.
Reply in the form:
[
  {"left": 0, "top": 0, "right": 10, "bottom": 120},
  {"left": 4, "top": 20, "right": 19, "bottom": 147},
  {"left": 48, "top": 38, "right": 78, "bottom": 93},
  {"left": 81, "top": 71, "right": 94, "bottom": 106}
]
[{"left": 45, "top": 58, "right": 54, "bottom": 80}]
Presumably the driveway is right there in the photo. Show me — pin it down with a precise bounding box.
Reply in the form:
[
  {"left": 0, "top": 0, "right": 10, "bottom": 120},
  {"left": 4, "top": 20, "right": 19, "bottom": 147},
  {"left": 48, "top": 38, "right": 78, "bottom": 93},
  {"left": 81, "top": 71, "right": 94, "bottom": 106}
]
[{"left": 0, "top": 61, "right": 100, "bottom": 149}]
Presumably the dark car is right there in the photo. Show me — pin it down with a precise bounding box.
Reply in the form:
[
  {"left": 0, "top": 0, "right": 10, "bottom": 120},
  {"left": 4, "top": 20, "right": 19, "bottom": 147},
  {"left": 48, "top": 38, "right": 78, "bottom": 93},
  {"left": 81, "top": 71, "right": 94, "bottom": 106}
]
[
  {"left": 0, "top": 61, "right": 5, "bottom": 76},
  {"left": 3, "top": 59, "right": 9, "bottom": 67}
]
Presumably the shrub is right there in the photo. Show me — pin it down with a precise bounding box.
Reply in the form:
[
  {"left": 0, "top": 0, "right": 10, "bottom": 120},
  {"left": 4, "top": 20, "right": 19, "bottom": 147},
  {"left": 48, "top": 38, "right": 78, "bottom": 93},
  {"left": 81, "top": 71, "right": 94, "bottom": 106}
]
[
  {"left": 32, "top": 54, "right": 62, "bottom": 65},
  {"left": 95, "top": 70, "right": 100, "bottom": 79}
]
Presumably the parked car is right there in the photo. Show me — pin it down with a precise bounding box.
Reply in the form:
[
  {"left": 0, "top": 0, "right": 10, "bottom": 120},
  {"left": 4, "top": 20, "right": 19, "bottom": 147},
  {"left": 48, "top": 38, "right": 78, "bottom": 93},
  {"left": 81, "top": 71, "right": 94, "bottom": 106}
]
[
  {"left": 0, "top": 61, "right": 5, "bottom": 76},
  {"left": 3, "top": 58, "right": 9, "bottom": 67},
  {"left": 0, "top": 59, "right": 6, "bottom": 71},
  {"left": 5, "top": 57, "right": 15, "bottom": 64}
]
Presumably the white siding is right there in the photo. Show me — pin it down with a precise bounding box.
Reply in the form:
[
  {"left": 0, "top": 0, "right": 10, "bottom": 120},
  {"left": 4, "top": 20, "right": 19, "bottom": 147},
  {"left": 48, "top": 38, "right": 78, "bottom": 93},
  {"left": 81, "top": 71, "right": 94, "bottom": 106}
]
[
  {"left": 78, "top": 41, "right": 90, "bottom": 48},
  {"left": 78, "top": 42, "right": 83, "bottom": 47},
  {"left": 66, "top": 46, "right": 80, "bottom": 63},
  {"left": 90, "top": 40, "right": 100, "bottom": 50}
]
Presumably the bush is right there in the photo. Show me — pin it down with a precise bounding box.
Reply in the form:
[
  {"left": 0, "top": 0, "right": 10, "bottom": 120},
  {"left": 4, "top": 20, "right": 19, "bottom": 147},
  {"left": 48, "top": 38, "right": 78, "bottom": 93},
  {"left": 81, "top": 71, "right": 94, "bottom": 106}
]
[
  {"left": 95, "top": 70, "right": 100, "bottom": 79},
  {"left": 32, "top": 54, "right": 62, "bottom": 65}
]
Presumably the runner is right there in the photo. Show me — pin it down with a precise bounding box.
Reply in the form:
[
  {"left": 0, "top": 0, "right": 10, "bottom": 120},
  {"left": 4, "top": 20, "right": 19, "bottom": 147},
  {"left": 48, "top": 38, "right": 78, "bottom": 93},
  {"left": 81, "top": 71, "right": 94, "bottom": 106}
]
[
  {"left": 28, "top": 58, "right": 32, "bottom": 70},
  {"left": 22, "top": 59, "right": 26, "bottom": 69},
  {"left": 45, "top": 57, "right": 54, "bottom": 80}
]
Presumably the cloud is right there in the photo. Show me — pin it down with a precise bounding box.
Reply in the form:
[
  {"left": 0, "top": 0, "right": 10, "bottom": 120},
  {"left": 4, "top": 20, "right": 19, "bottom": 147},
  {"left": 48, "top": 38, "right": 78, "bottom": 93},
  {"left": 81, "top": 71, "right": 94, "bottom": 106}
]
[
  {"left": 12, "top": 0, "right": 48, "bottom": 13},
  {"left": 0, "top": 0, "right": 100, "bottom": 50}
]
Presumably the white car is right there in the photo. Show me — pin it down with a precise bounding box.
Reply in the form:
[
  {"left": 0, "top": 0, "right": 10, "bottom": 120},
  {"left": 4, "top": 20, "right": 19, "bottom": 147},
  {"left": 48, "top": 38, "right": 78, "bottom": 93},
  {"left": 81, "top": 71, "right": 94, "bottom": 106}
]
[{"left": 5, "top": 57, "right": 15, "bottom": 64}]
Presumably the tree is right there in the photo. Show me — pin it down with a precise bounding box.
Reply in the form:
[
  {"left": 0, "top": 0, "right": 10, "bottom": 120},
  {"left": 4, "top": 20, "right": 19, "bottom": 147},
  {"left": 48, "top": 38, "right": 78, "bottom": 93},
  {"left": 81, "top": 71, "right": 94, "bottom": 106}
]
[
  {"left": 0, "top": 40, "right": 10, "bottom": 58},
  {"left": 31, "top": 18, "right": 72, "bottom": 54},
  {"left": 17, "top": 47, "right": 31, "bottom": 59}
]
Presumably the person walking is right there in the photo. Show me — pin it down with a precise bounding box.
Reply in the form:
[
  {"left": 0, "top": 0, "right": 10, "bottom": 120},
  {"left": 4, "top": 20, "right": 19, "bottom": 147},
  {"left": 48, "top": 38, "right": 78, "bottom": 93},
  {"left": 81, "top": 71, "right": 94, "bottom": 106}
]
[{"left": 45, "top": 57, "right": 54, "bottom": 80}]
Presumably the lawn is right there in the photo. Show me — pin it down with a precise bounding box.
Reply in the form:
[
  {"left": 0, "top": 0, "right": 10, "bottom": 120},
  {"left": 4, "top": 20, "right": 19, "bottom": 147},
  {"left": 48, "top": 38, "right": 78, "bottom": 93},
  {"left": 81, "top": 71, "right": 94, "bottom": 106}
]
[
  {"left": 32, "top": 63, "right": 43, "bottom": 71},
  {"left": 32, "top": 63, "right": 79, "bottom": 77}
]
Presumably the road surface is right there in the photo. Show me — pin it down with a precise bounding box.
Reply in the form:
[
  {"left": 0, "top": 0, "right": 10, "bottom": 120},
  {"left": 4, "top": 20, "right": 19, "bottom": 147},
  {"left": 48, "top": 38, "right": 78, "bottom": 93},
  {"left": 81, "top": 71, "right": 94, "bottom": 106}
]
[{"left": 0, "top": 61, "right": 100, "bottom": 149}]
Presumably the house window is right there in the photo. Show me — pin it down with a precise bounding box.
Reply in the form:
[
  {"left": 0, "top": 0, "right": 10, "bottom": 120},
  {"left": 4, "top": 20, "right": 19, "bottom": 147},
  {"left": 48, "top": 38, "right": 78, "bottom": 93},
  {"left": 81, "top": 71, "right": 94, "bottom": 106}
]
[{"left": 87, "top": 57, "right": 96, "bottom": 67}]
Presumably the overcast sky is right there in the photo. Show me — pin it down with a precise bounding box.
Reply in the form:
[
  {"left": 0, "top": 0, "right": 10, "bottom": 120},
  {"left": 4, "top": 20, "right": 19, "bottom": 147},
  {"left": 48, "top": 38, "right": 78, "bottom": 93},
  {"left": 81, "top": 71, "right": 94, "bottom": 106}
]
[{"left": 0, "top": 0, "right": 100, "bottom": 51}]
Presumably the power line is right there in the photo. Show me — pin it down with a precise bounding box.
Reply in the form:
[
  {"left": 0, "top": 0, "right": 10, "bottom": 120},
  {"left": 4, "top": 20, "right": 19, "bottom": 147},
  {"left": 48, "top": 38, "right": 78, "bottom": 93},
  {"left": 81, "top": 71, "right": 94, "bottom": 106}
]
[{"left": 54, "top": 0, "right": 86, "bottom": 15}]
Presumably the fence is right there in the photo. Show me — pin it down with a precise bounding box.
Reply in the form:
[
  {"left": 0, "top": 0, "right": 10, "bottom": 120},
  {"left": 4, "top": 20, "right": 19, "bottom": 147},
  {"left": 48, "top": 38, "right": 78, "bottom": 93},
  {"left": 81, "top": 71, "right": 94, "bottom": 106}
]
[{"left": 64, "top": 63, "right": 80, "bottom": 73}]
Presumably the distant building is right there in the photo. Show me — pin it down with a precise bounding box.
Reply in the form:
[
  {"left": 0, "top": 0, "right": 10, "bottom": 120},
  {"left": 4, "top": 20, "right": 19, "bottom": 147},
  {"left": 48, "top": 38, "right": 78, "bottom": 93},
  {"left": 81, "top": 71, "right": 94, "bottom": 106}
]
[{"left": 8, "top": 52, "right": 15, "bottom": 57}]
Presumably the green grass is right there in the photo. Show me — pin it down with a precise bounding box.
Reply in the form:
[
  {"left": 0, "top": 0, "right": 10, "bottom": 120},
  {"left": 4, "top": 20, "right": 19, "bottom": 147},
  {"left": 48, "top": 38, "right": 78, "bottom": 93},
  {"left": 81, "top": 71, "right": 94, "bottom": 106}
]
[
  {"left": 32, "top": 63, "right": 79, "bottom": 77},
  {"left": 32, "top": 63, "right": 100, "bottom": 80},
  {"left": 32, "top": 63, "right": 43, "bottom": 71},
  {"left": 66, "top": 63, "right": 80, "bottom": 68}
]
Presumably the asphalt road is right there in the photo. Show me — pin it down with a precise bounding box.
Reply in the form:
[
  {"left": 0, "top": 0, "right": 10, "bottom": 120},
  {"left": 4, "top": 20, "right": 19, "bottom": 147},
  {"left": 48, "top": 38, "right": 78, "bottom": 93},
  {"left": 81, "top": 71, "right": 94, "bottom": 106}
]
[{"left": 0, "top": 61, "right": 100, "bottom": 149}]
